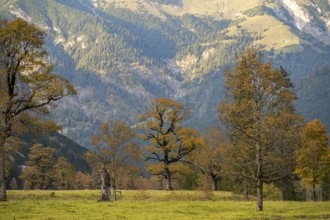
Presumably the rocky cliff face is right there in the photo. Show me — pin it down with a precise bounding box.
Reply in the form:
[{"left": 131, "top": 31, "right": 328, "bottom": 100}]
[{"left": 276, "top": 0, "right": 330, "bottom": 44}]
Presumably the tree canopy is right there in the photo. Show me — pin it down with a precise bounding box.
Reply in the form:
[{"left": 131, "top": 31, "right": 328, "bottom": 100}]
[
  {"left": 192, "top": 128, "right": 227, "bottom": 191},
  {"left": 138, "top": 98, "right": 201, "bottom": 190},
  {"left": 20, "top": 144, "right": 57, "bottom": 190},
  {"left": 0, "top": 18, "right": 76, "bottom": 201},
  {"left": 88, "top": 120, "right": 140, "bottom": 201},
  {"left": 295, "top": 119, "right": 330, "bottom": 200},
  {"left": 218, "top": 48, "right": 301, "bottom": 211}
]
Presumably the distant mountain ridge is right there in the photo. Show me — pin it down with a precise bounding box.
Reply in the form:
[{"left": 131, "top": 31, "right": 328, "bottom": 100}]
[{"left": 1, "top": 0, "right": 329, "bottom": 147}]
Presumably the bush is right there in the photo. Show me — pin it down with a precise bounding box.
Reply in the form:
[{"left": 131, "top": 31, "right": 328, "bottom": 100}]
[{"left": 263, "top": 183, "right": 281, "bottom": 201}]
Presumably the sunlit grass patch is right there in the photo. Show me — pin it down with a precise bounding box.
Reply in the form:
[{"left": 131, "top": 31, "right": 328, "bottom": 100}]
[{"left": 1, "top": 190, "right": 330, "bottom": 219}]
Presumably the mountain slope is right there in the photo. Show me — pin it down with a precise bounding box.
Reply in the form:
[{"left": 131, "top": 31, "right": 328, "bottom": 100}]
[
  {"left": 296, "top": 68, "right": 330, "bottom": 127},
  {"left": 7, "top": 132, "right": 90, "bottom": 188},
  {"left": 18, "top": 132, "right": 90, "bottom": 172},
  {"left": 1, "top": 0, "right": 330, "bottom": 147}
]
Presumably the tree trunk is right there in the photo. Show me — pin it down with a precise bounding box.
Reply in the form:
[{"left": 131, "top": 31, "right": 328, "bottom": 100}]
[
  {"left": 312, "top": 180, "right": 316, "bottom": 201},
  {"left": 0, "top": 139, "right": 7, "bottom": 201},
  {"left": 1, "top": 115, "right": 12, "bottom": 201},
  {"left": 101, "top": 166, "right": 111, "bottom": 201},
  {"left": 113, "top": 187, "right": 117, "bottom": 201},
  {"left": 211, "top": 173, "right": 219, "bottom": 191},
  {"left": 256, "top": 178, "right": 263, "bottom": 211},
  {"left": 243, "top": 182, "right": 249, "bottom": 201},
  {"left": 256, "top": 143, "right": 263, "bottom": 211},
  {"left": 61, "top": 172, "right": 65, "bottom": 189},
  {"left": 0, "top": 152, "right": 6, "bottom": 201},
  {"left": 164, "top": 168, "right": 173, "bottom": 190},
  {"left": 279, "top": 178, "right": 285, "bottom": 201},
  {"left": 211, "top": 179, "right": 217, "bottom": 191},
  {"left": 112, "top": 176, "right": 117, "bottom": 201}
]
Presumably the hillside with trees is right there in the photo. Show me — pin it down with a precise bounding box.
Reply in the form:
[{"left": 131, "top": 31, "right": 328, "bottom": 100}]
[{"left": 1, "top": 0, "right": 330, "bottom": 148}]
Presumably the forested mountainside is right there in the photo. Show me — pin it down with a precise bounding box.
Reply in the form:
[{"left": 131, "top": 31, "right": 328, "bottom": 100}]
[
  {"left": 296, "top": 67, "right": 330, "bottom": 127},
  {"left": 1, "top": 0, "right": 329, "bottom": 147}
]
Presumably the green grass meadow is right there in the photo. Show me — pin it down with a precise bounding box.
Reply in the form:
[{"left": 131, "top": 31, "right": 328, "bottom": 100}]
[{"left": 0, "top": 190, "right": 329, "bottom": 219}]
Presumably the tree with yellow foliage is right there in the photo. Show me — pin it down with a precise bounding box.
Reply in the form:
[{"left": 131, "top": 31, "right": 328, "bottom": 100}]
[
  {"left": 20, "top": 144, "right": 57, "bottom": 190},
  {"left": 295, "top": 119, "right": 330, "bottom": 201},
  {"left": 138, "top": 98, "right": 201, "bottom": 190},
  {"left": 192, "top": 128, "right": 228, "bottom": 191},
  {"left": 54, "top": 157, "right": 77, "bottom": 190},
  {"left": 218, "top": 48, "right": 301, "bottom": 211},
  {"left": 88, "top": 120, "right": 141, "bottom": 201},
  {"left": 0, "top": 18, "right": 76, "bottom": 201}
]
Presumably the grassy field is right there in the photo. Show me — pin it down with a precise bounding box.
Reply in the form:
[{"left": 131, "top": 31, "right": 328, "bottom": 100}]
[{"left": 0, "top": 190, "right": 330, "bottom": 219}]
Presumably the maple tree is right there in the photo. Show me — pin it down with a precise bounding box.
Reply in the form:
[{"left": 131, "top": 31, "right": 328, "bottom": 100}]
[
  {"left": 54, "top": 157, "right": 77, "bottom": 190},
  {"left": 0, "top": 18, "right": 76, "bottom": 200},
  {"left": 138, "top": 98, "right": 201, "bottom": 190},
  {"left": 75, "top": 171, "right": 93, "bottom": 190},
  {"left": 295, "top": 119, "right": 330, "bottom": 201},
  {"left": 218, "top": 48, "right": 301, "bottom": 211},
  {"left": 20, "top": 144, "right": 57, "bottom": 189},
  {"left": 88, "top": 120, "right": 140, "bottom": 201},
  {"left": 193, "top": 128, "right": 227, "bottom": 191}
]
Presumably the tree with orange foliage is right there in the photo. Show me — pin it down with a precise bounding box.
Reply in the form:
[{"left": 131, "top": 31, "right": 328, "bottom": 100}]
[
  {"left": 218, "top": 49, "right": 301, "bottom": 211},
  {"left": 20, "top": 144, "right": 57, "bottom": 189},
  {"left": 138, "top": 98, "right": 201, "bottom": 190},
  {"left": 295, "top": 119, "right": 330, "bottom": 201},
  {"left": 193, "top": 128, "right": 228, "bottom": 191},
  {"left": 0, "top": 18, "right": 76, "bottom": 201},
  {"left": 88, "top": 120, "right": 141, "bottom": 201}
]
